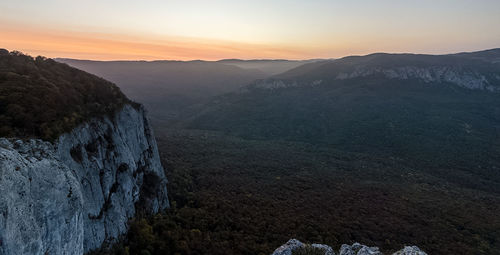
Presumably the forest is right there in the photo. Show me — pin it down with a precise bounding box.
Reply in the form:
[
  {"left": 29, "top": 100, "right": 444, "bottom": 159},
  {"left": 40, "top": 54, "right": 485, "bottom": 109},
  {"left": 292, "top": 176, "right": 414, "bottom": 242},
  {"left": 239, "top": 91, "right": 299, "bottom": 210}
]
[
  {"left": 0, "top": 49, "right": 133, "bottom": 140},
  {"left": 93, "top": 128, "right": 500, "bottom": 255}
]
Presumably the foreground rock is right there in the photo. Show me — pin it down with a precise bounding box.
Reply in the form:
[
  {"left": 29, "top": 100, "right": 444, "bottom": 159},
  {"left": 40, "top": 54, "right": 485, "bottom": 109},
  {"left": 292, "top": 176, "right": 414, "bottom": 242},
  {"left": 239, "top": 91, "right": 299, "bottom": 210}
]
[
  {"left": 0, "top": 105, "right": 169, "bottom": 254},
  {"left": 271, "top": 239, "right": 427, "bottom": 255},
  {"left": 340, "top": 243, "right": 381, "bottom": 255},
  {"left": 312, "top": 244, "right": 335, "bottom": 255},
  {"left": 272, "top": 239, "right": 306, "bottom": 255},
  {"left": 271, "top": 239, "right": 335, "bottom": 255},
  {"left": 392, "top": 246, "right": 427, "bottom": 255}
]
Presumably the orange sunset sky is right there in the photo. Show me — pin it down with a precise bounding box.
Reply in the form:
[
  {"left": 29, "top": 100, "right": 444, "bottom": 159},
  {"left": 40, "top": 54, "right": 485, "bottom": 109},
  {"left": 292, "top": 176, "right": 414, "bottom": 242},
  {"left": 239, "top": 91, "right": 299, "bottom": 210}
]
[{"left": 1, "top": 0, "right": 500, "bottom": 60}]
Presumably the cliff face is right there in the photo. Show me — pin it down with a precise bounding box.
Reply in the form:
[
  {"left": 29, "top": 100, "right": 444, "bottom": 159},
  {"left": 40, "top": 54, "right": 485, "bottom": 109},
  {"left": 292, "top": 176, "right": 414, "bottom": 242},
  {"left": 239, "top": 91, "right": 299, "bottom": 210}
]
[
  {"left": 0, "top": 104, "right": 169, "bottom": 254},
  {"left": 334, "top": 66, "right": 499, "bottom": 91},
  {"left": 250, "top": 65, "right": 500, "bottom": 91}
]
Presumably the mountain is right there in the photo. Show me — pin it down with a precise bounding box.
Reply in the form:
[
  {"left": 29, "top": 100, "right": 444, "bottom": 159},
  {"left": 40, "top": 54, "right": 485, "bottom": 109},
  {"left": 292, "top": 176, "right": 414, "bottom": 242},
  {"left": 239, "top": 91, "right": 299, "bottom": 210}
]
[
  {"left": 0, "top": 50, "right": 169, "bottom": 254},
  {"left": 56, "top": 58, "right": 323, "bottom": 123},
  {"left": 183, "top": 49, "right": 500, "bottom": 188},
  {"left": 55, "top": 58, "right": 269, "bottom": 121},
  {"left": 217, "top": 59, "right": 322, "bottom": 76},
  {"left": 453, "top": 48, "right": 500, "bottom": 63},
  {"left": 271, "top": 50, "right": 500, "bottom": 91}
]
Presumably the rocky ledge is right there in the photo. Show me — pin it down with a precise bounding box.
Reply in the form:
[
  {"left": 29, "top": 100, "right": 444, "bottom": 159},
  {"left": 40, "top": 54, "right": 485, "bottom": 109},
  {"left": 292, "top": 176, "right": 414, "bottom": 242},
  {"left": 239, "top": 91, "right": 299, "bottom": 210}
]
[{"left": 271, "top": 239, "right": 427, "bottom": 255}]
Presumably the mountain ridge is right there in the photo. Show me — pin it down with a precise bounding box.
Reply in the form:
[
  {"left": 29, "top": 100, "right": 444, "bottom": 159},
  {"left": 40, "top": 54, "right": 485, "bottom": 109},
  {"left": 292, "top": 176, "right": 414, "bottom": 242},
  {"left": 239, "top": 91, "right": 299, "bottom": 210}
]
[{"left": 262, "top": 49, "right": 500, "bottom": 91}]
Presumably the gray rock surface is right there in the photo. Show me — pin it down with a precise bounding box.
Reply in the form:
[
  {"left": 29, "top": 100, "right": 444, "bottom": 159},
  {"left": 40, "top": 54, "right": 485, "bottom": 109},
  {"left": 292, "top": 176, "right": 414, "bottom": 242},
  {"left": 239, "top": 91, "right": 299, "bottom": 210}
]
[
  {"left": 271, "top": 239, "right": 304, "bottom": 255},
  {"left": 339, "top": 243, "right": 381, "bottom": 255},
  {"left": 336, "top": 66, "right": 499, "bottom": 91},
  {"left": 270, "top": 239, "right": 336, "bottom": 255},
  {"left": 0, "top": 104, "right": 169, "bottom": 254},
  {"left": 312, "top": 243, "right": 335, "bottom": 255},
  {"left": 392, "top": 246, "right": 427, "bottom": 255},
  {"left": 252, "top": 65, "right": 500, "bottom": 92}
]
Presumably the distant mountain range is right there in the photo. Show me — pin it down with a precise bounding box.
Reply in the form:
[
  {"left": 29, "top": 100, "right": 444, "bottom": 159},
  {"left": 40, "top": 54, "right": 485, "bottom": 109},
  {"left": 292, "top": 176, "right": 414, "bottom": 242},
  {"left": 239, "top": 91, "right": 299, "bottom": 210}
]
[
  {"left": 453, "top": 48, "right": 500, "bottom": 63},
  {"left": 56, "top": 58, "right": 320, "bottom": 121},
  {"left": 217, "top": 59, "right": 322, "bottom": 75},
  {"left": 265, "top": 49, "right": 500, "bottom": 91}
]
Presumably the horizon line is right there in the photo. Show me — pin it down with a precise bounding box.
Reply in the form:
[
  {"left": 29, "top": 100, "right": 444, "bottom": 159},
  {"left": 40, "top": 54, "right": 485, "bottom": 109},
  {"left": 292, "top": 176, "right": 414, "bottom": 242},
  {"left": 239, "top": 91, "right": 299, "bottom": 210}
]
[{"left": 8, "top": 47, "right": 498, "bottom": 63}]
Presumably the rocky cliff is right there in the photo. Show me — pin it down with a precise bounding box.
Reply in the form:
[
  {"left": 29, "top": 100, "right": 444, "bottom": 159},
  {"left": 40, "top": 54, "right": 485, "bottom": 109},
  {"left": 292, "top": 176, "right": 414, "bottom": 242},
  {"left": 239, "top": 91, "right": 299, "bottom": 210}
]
[
  {"left": 0, "top": 104, "right": 169, "bottom": 254},
  {"left": 250, "top": 65, "right": 500, "bottom": 91},
  {"left": 272, "top": 239, "right": 427, "bottom": 255},
  {"left": 252, "top": 51, "right": 500, "bottom": 92}
]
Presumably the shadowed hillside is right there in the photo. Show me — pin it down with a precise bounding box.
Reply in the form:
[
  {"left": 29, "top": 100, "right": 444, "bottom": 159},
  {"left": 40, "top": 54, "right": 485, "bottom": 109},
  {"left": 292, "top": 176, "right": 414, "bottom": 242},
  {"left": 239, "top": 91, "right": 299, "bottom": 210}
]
[
  {"left": 217, "top": 59, "right": 321, "bottom": 76},
  {"left": 183, "top": 50, "right": 500, "bottom": 179},
  {"left": 56, "top": 58, "right": 324, "bottom": 123},
  {"left": 55, "top": 59, "right": 269, "bottom": 121}
]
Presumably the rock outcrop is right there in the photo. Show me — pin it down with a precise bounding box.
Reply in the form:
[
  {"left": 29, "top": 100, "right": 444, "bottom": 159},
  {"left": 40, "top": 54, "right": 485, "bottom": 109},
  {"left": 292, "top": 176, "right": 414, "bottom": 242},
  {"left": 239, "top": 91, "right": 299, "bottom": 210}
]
[
  {"left": 339, "top": 243, "right": 381, "bottom": 255},
  {"left": 271, "top": 239, "right": 335, "bottom": 255},
  {"left": 312, "top": 244, "right": 335, "bottom": 255},
  {"left": 392, "top": 246, "right": 427, "bottom": 255},
  {"left": 335, "top": 66, "right": 498, "bottom": 91},
  {"left": 271, "top": 239, "right": 305, "bottom": 255},
  {"left": 0, "top": 104, "right": 169, "bottom": 254},
  {"left": 271, "top": 239, "right": 427, "bottom": 255},
  {"left": 251, "top": 64, "right": 500, "bottom": 92}
]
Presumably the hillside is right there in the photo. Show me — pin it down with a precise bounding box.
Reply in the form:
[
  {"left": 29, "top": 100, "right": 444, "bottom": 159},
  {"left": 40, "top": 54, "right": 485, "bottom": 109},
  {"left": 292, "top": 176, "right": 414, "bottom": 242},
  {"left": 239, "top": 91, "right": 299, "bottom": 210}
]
[
  {"left": 0, "top": 49, "right": 132, "bottom": 140},
  {"left": 271, "top": 50, "right": 500, "bottom": 90},
  {"left": 183, "top": 50, "right": 500, "bottom": 180},
  {"left": 217, "top": 59, "right": 321, "bottom": 76},
  {"left": 453, "top": 48, "right": 500, "bottom": 63}
]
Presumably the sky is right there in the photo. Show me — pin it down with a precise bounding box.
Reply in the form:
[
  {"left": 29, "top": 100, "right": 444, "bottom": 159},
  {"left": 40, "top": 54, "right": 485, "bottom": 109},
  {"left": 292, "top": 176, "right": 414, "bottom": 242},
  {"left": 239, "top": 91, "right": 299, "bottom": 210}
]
[{"left": 1, "top": 0, "right": 500, "bottom": 60}]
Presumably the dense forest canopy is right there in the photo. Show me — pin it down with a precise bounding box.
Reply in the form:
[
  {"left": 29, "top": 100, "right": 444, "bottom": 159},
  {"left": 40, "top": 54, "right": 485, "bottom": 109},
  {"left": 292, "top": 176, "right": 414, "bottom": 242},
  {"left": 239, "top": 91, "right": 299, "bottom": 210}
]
[
  {"left": 92, "top": 129, "right": 500, "bottom": 255},
  {"left": 0, "top": 49, "right": 134, "bottom": 140}
]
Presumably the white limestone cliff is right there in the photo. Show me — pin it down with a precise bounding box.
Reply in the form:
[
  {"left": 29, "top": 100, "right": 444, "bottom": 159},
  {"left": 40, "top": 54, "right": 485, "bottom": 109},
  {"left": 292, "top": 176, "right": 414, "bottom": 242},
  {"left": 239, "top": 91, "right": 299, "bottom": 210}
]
[
  {"left": 0, "top": 104, "right": 169, "bottom": 254},
  {"left": 250, "top": 65, "right": 500, "bottom": 92},
  {"left": 335, "top": 66, "right": 499, "bottom": 91}
]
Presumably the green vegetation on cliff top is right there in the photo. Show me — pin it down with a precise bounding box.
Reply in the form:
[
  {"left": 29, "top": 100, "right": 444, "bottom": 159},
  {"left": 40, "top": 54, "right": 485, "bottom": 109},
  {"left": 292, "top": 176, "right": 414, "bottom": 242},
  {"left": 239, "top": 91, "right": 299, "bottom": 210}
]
[{"left": 0, "top": 49, "right": 134, "bottom": 141}]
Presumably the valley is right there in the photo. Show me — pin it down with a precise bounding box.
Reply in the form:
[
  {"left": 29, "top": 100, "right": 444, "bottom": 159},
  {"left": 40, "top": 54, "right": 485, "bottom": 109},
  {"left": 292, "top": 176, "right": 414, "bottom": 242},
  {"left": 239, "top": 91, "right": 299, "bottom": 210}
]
[
  {"left": 100, "top": 128, "right": 500, "bottom": 254},
  {"left": 3, "top": 48, "right": 500, "bottom": 255},
  {"left": 79, "top": 49, "right": 500, "bottom": 255}
]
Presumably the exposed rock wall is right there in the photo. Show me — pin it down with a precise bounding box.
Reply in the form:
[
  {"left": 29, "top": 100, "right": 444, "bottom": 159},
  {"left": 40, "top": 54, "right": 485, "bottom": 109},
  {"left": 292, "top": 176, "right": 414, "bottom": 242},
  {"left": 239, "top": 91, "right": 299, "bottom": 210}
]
[
  {"left": 335, "top": 66, "right": 498, "bottom": 91},
  {"left": 0, "top": 104, "right": 169, "bottom": 254},
  {"left": 250, "top": 65, "right": 500, "bottom": 92}
]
